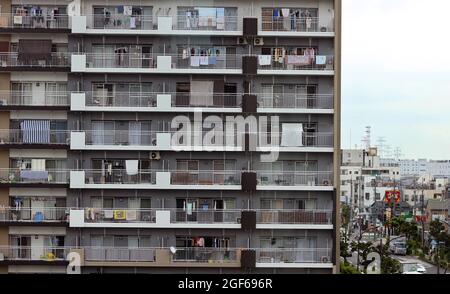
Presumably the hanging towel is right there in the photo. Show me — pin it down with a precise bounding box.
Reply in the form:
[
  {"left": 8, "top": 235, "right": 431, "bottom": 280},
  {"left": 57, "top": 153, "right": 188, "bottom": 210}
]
[
  {"left": 130, "top": 16, "right": 136, "bottom": 28},
  {"left": 199, "top": 56, "right": 209, "bottom": 65},
  {"left": 20, "top": 170, "right": 48, "bottom": 180},
  {"left": 125, "top": 160, "right": 139, "bottom": 175},
  {"left": 31, "top": 159, "right": 46, "bottom": 171},
  {"left": 186, "top": 203, "right": 193, "bottom": 215},
  {"left": 126, "top": 210, "right": 137, "bottom": 221},
  {"left": 104, "top": 209, "right": 114, "bottom": 219},
  {"left": 113, "top": 210, "right": 126, "bottom": 220},
  {"left": 281, "top": 123, "right": 303, "bottom": 147},
  {"left": 258, "top": 55, "right": 272, "bottom": 66},
  {"left": 316, "top": 55, "right": 327, "bottom": 65},
  {"left": 182, "top": 49, "right": 188, "bottom": 59},
  {"left": 281, "top": 9, "right": 290, "bottom": 17},
  {"left": 208, "top": 56, "right": 217, "bottom": 65},
  {"left": 190, "top": 56, "right": 200, "bottom": 67},
  {"left": 123, "top": 6, "right": 132, "bottom": 16}
]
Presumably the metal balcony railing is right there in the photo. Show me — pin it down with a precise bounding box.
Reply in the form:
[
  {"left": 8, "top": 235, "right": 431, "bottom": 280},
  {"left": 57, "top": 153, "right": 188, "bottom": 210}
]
[
  {"left": 0, "top": 207, "right": 68, "bottom": 223},
  {"left": 0, "top": 169, "right": 69, "bottom": 184},
  {"left": 172, "top": 247, "right": 239, "bottom": 263},
  {"left": 256, "top": 209, "right": 333, "bottom": 225},
  {"left": 85, "top": 53, "right": 156, "bottom": 68},
  {"left": 256, "top": 132, "right": 334, "bottom": 148},
  {"left": 257, "top": 94, "right": 333, "bottom": 109},
  {"left": 83, "top": 130, "right": 157, "bottom": 146},
  {"left": 171, "top": 170, "right": 241, "bottom": 185},
  {"left": 255, "top": 248, "right": 332, "bottom": 264},
  {"left": 174, "top": 15, "right": 240, "bottom": 31},
  {"left": 261, "top": 17, "right": 330, "bottom": 32},
  {"left": 171, "top": 92, "right": 242, "bottom": 108},
  {"left": 0, "top": 90, "right": 69, "bottom": 107},
  {"left": 0, "top": 13, "right": 70, "bottom": 29},
  {"left": 84, "top": 208, "right": 156, "bottom": 223},
  {"left": 257, "top": 171, "right": 333, "bottom": 186},
  {"left": 0, "top": 52, "right": 70, "bottom": 67},
  {"left": 84, "top": 247, "right": 156, "bottom": 262},
  {"left": 85, "top": 91, "right": 157, "bottom": 108},
  {"left": 84, "top": 169, "right": 156, "bottom": 185},
  {"left": 0, "top": 129, "right": 69, "bottom": 145},
  {"left": 170, "top": 209, "right": 241, "bottom": 224},
  {"left": 89, "top": 14, "right": 154, "bottom": 30},
  {"left": 0, "top": 246, "right": 73, "bottom": 261},
  {"left": 258, "top": 55, "right": 334, "bottom": 70}
]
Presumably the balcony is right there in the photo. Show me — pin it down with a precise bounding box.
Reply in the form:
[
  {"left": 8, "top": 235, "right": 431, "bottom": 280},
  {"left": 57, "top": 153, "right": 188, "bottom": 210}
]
[
  {"left": 70, "top": 208, "right": 242, "bottom": 229},
  {"left": 256, "top": 209, "right": 333, "bottom": 229},
  {"left": 0, "top": 90, "right": 69, "bottom": 110},
  {"left": 71, "top": 92, "right": 242, "bottom": 113},
  {"left": 0, "top": 13, "right": 70, "bottom": 32},
  {"left": 79, "top": 247, "right": 241, "bottom": 268},
  {"left": 260, "top": 17, "right": 334, "bottom": 37},
  {"left": 70, "top": 130, "right": 242, "bottom": 152},
  {"left": 0, "top": 53, "right": 70, "bottom": 71},
  {"left": 70, "top": 170, "right": 241, "bottom": 190},
  {"left": 0, "top": 129, "right": 70, "bottom": 148},
  {"left": 257, "top": 94, "right": 333, "bottom": 114},
  {"left": 257, "top": 55, "right": 334, "bottom": 75},
  {"left": 256, "top": 132, "right": 334, "bottom": 152},
  {"left": 0, "top": 169, "right": 69, "bottom": 187},
  {"left": 255, "top": 248, "right": 333, "bottom": 268},
  {"left": 257, "top": 171, "right": 334, "bottom": 191},
  {"left": 70, "top": 208, "right": 332, "bottom": 230},
  {"left": 0, "top": 246, "right": 71, "bottom": 265},
  {"left": 72, "top": 15, "right": 241, "bottom": 36},
  {"left": 0, "top": 207, "right": 68, "bottom": 225}
]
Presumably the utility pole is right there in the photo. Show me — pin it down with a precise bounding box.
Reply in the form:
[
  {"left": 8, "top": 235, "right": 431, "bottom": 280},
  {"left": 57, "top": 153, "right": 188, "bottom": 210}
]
[{"left": 421, "top": 178, "right": 425, "bottom": 248}]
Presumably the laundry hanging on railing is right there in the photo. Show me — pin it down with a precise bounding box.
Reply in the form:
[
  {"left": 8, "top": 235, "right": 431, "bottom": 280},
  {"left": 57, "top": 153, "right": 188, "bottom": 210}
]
[
  {"left": 258, "top": 55, "right": 272, "bottom": 66},
  {"left": 281, "top": 123, "right": 304, "bottom": 147},
  {"left": 125, "top": 160, "right": 139, "bottom": 176},
  {"left": 20, "top": 119, "right": 50, "bottom": 144}
]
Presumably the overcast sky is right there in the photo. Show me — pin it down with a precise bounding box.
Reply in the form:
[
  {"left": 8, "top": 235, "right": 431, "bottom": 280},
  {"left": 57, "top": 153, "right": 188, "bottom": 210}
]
[{"left": 342, "top": 0, "right": 450, "bottom": 160}]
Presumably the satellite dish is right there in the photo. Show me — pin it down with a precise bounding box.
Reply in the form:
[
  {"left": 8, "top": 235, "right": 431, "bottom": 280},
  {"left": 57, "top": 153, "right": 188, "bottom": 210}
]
[{"left": 170, "top": 246, "right": 177, "bottom": 254}]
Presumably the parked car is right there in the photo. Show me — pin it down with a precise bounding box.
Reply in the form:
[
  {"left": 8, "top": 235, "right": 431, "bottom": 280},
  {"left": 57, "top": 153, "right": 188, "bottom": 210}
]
[{"left": 389, "top": 241, "right": 407, "bottom": 255}]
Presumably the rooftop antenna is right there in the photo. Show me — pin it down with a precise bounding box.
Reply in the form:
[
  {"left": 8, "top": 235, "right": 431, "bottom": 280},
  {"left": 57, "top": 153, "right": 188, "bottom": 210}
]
[{"left": 362, "top": 126, "right": 371, "bottom": 150}]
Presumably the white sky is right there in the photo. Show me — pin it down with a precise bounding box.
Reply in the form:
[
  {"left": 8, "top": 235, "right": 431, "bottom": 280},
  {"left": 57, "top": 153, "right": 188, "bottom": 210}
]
[{"left": 342, "top": 0, "right": 450, "bottom": 159}]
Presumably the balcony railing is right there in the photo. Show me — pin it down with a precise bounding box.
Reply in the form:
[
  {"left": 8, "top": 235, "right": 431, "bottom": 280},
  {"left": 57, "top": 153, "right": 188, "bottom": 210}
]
[
  {"left": 174, "top": 15, "right": 240, "bottom": 31},
  {"left": 262, "top": 17, "right": 328, "bottom": 32},
  {"left": 0, "top": 207, "right": 68, "bottom": 223},
  {"left": 0, "top": 169, "right": 69, "bottom": 184},
  {"left": 84, "top": 130, "right": 157, "bottom": 146},
  {"left": 0, "top": 246, "right": 72, "bottom": 261},
  {"left": 256, "top": 209, "right": 332, "bottom": 225},
  {"left": 257, "top": 132, "right": 334, "bottom": 148},
  {"left": 0, "top": 129, "right": 69, "bottom": 145},
  {"left": 0, "top": 13, "right": 69, "bottom": 29},
  {"left": 173, "top": 54, "right": 242, "bottom": 69},
  {"left": 0, "top": 91, "right": 69, "bottom": 107},
  {"left": 256, "top": 248, "right": 332, "bottom": 264},
  {"left": 257, "top": 94, "right": 333, "bottom": 109},
  {"left": 0, "top": 52, "right": 70, "bottom": 68},
  {"left": 85, "top": 53, "right": 156, "bottom": 69},
  {"left": 89, "top": 14, "right": 154, "bottom": 30},
  {"left": 85, "top": 247, "right": 156, "bottom": 262},
  {"left": 84, "top": 169, "right": 156, "bottom": 185},
  {"left": 171, "top": 93, "right": 242, "bottom": 108},
  {"left": 171, "top": 170, "right": 241, "bottom": 185},
  {"left": 170, "top": 209, "right": 241, "bottom": 224},
  {"left": 85, "top": 208, "right": 156, "bottom": 223},
  {"left": 258, "top": 55, "right": 334, "bottom": 71},
  {"left": 257, "top": 171, "right": 333, "bottom": 186},
  {"left": 85, "top": 91, "right": 157, "bottom": 108},
  {"left": 172, "top": 247, "right": 239, "bottom": 263}
]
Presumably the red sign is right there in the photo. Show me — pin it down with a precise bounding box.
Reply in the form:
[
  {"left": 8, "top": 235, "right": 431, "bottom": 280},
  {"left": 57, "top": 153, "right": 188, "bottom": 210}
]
[
  {"left": 384, "top": 190, "right": 401, "bottom": 203},
  {"left": 415, "top": 215, "right": 427, "bottom": 222}
]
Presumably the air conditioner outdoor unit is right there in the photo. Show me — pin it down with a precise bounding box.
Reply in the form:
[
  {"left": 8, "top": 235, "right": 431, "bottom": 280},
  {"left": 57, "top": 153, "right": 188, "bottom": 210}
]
[
  {"left": 150, "top": 151, "right": 160, "bottom": 160},
  {"left": 254, "top": 37, "right": 264, "bottom": 46},
  {"left": 237, "top": 37, "right": 248, "bottom": 45}
]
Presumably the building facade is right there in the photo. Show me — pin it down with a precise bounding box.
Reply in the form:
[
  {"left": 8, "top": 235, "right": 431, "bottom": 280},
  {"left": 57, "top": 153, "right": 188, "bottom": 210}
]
[{"left": 0, "top": 0, "right": 341, "bottom": 274}]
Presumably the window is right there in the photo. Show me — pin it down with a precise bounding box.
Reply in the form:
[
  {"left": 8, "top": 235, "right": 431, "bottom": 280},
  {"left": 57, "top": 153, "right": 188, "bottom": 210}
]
[{"left": 365, "top": 193, "right": 370, "bottom": 200}]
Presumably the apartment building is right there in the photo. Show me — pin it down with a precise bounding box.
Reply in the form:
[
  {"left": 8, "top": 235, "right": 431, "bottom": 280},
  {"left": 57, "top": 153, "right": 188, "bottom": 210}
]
[{"left": 0, "top": 0, "right": 341, "bottom": 274}]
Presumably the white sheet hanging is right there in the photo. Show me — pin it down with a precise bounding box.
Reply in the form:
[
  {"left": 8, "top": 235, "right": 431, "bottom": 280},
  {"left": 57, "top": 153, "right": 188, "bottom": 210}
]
[
  {"left": 258, "top": 55, "right": 272, "bottom": 66},
  {"left": 281, "top": 123, "right": 303, "bottom": 147},
  {"left": 125, "top": 160, "right": 139, "bottom": 175}
]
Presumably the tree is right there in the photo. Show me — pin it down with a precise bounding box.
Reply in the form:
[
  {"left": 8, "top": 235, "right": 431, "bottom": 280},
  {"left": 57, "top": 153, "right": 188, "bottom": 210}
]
[
  {"left": 373, "top": 243, "right": 401, "bottom": 274},
  {"left": 351, "top": 241, "right": 374, "bottom": 273},
  {"left": 340, "top": 262, "right": 361, "bottom": 274},
  {"left": 340, "top": 204, "right": 352, "bottom": 262}
]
